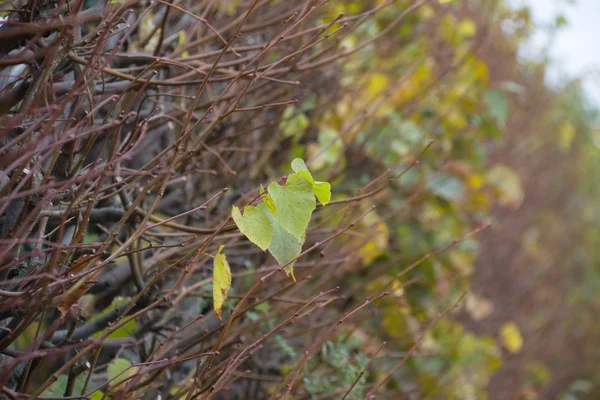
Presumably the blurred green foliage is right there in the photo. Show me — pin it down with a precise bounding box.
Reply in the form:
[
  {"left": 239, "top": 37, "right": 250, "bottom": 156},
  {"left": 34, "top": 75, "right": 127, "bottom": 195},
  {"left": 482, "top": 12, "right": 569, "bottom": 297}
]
[{"left": 283, "top": 0, "right": 600, "bottom": 397}]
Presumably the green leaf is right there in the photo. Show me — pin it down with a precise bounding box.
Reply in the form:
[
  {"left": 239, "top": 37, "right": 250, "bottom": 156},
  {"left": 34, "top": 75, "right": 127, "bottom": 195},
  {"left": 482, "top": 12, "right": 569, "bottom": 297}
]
[
  {"left": 42, "top": 374, "right": 86, "bottom": 398},
  {"left": 483, "top": 89, "right": 508, "bottom": 128},
  {"left": 41, "top": 375, "right": 67, "bottom": 398},
  {"left": 280, "top": 106, "right": 309, "bottom": 138},
  {"left": 90, "top": 297, "right": 137, "bottom": 339},
  {"left": 264, "top": 207, "right": 302, "bottom": 279},
  {"left": 291, "top": 158, "right": 331, "bottom": 205},
  {"left": 108, "top": 357, "right": 132, "bottom": 383},
  {"left": 307, "top": 127, "right": 344, "bottom": 171},
  {"left": 268, "top": 173, "right": 315, "bottom": 240},
  {"left": 428, "top": 173, "right": 464, "bottom": 201},
  {"left": 231, "top": 205, "right": 273, "bottom": 251},
  {"left": 213, "top": 245, "right": 232, "bottom": 320},
  {"left": 246, "top": 311, "right": 260, "bottom": 321},
  {"left": 290, "top": 158, "right": 308, "bottom": 173},
  {"left": 555, "top": 14, "right": 568, "bottom": 28},
  {"left": 231, "top": 158, "right": 331, "bottom": 281},
  {"left": 90, "top": 392, "right": 105, "bottom": 400}
]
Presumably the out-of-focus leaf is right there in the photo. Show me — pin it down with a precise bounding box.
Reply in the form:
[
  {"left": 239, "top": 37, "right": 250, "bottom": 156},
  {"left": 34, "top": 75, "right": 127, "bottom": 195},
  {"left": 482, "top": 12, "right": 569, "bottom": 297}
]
[
  {"left": 177, "top": 31, "right": 189, "bottom": 58},
  {"left": 366, "top": 73, "right": 389, "bottom": 97},
  {"left": 527, "top": 361, "right": 551, "bottom": 384},
  {"left": 466, "top": 292, "right": 494, "bottom": 321},
  {"left": 107, "top": 357, "right": 139, "bottom": 390},
  {"left": 392, "top": 61, "right": 433, "bottom": 106},
  {"left": 41, "top": 374, "right": 85, "bottom": 398},
  {"left": 486, "top": 164, "right": 524, "bottom": 209},
  {"left": 449, "top": 250, "right": 476, "bottom": 276},
  {"left": 90, "top": 297, "right": 138, "bottom": 339},
  {"left": 357, "top": 210, "right": 389, "bottom": 266},
  {"left": 307, "top": 127, "right": 344, "bottom": 171},
  {"left": 441, "top": 14, "right": 459, "bottom": 43},
  {"left": 555, "top": 14, "right": 568, "bottom": 28},
  {"left": 570, "top": 379, "right": 593, "bottom": 394},
  {"left": 560, "top": 393, "right": 579, "bottom": 400},
  {"left": 483, "top": 89, "right": 508, "bottom": 128},
  {"left": 280, "top": 106, "right": 309, "bottom": 138},
  {"left": 558, "top": 121, "right": 576, "bottom": 151},
  {"left": 458, "top": 19, "right": 476, "bottom": 38},
  {"left": 472, "top": 57, "right": 489, "bottom": 85},
  {"left": 500, "top": 322, "right": 523, "bottom": 353},
  {"left": 108, "top": 357, "right": 131, "bottom": 382},
  {"left": 15, "top": 321, "right": 40, "bottom": 350},
  {"left": 500, "top": 80, "right": 525, "bottom": 94},
  {"left": 428, "top": 173, "right": 465, "bottom": 201},
  {"left": 134, "top": 13, "right": 159, "bottom": 53}
]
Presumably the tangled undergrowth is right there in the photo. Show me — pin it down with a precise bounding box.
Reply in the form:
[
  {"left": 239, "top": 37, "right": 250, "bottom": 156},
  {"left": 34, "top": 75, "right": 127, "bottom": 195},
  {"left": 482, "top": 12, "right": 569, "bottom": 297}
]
[{"left": 0, "top": 0, "right": 597, "bottom": 399}]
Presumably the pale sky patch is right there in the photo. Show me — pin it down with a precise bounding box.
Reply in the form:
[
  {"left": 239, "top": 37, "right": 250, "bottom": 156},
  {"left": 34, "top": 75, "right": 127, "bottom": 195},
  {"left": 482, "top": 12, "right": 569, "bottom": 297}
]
[{"left": 512, "top": 0, "right": 600, "bottom": 105}]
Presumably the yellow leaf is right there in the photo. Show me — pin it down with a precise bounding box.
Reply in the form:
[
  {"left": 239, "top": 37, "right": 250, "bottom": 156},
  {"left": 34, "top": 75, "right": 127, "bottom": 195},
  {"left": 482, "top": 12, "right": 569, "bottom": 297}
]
[
  {"left": 139, "top": 13, "right": 159, "bottom": 53},
  {"left": 500, "top": 322, "right": 523, "bottom": 353},
  {"left": 486, "top": 164, "right": 524, "bottom": 210},
  {"left": 15, "top": 321, "right": 40, "bottom": 350},
  {"left": 366, "top": 73, "right": 389, "bottom": 98},
  {"left": 472, "top": 58, "right": 489, "bottom": 85},
  {"left": 225, "top": 0, "right": 239, "bottom": 16},
  {"left": 458, "top": 19, "right": 476, "bottom": 38},
  {"left": 440, "top": 15, "right": 459, "bottom": 43},
  {"left": 213, "top": 245, "right": 231, "bottom": 320},
  {"left": 558, "top": 121, "right": 576, "bottom": 151},
  {"left": 392, "top": 61, "right": 433, "bottom": 106},
  {"left": 448, "top": 250, "right": 475, "bottom": 276},
  {"left": 467, "top": 191, "right": 491, "bottom": 211},
  {"left": 468, "top": 174, "right": 485, "bottom": 190},
  {"left": 391, "top": 279, "right": 404, "bottom": 297},
  {"left": 444, "top": 108, "right": 468, "bottom": 129},
  {"left": 356, "top": 210, "right": 389, "bottom": 266},
  {"left": 260, "top": 184, "right": 276, "bottom": 214},
  {"left": 178, "top": 31, "right": 189, "bottom": 58},
  {"left": 527, "top": 361, "right": 551, "bottom": 384},
  {"left": 381, "top": 306, "right": 409, "bottom": 338}
]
